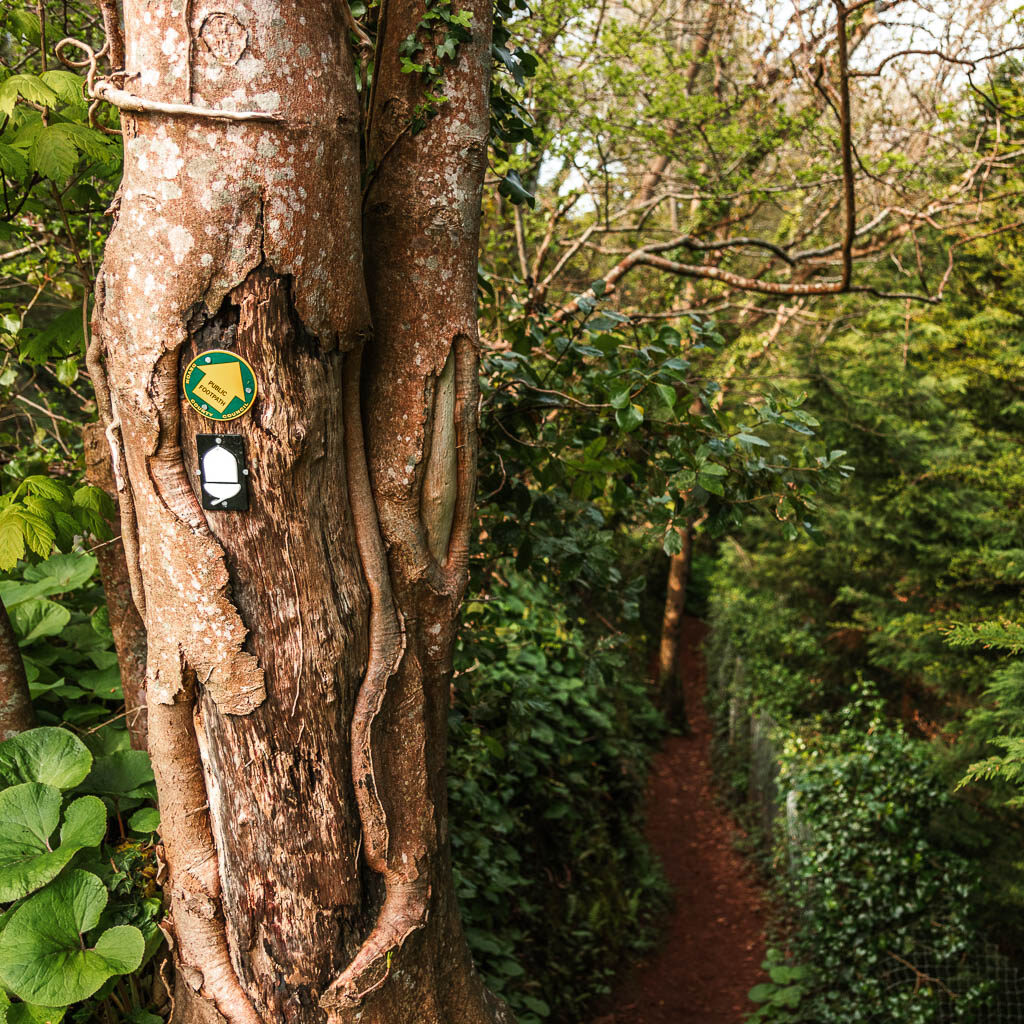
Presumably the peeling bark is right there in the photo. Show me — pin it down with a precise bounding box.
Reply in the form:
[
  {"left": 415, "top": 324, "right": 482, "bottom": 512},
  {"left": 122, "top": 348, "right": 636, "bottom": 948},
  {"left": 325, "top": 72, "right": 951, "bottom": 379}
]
[
  {"left": 83, "top": 422, "right": 149, "bottom": 750},
  {"left": 0, "top": 601, "right": 33, "bottom": 741},
  {"left": 149, "top": 686, "right": 264, "bottom": 1024},
  {"left": 93, "top": 0, "right": 511, "bottom": 1021}
]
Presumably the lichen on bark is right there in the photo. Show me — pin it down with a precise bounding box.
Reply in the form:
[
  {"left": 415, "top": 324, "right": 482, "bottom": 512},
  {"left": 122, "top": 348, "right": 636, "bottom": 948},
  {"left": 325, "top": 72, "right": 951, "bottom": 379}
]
[{"left": 90, "top": 0, "right": 511, "bottom": 1020}]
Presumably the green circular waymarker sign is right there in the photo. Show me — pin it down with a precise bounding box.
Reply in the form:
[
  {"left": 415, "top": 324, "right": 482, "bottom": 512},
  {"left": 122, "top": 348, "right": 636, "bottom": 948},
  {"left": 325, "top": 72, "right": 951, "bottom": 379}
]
[{"left": 183, "top": 349, "right": 257, "bottom": 421}]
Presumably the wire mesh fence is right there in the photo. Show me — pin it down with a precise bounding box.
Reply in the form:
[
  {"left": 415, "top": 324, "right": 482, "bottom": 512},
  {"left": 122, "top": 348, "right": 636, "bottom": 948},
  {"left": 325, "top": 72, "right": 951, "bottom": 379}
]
[
  {"left": 873, "top": 945, "right": 1024, "bottom": 1023},
  {"left": 711, "top": 652, "right": 1024, "bottom": 1024}
]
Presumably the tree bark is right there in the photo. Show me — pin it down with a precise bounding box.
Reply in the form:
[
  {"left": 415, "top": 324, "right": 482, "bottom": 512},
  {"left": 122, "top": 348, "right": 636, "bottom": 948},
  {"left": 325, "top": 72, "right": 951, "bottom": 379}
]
[
  {"left": 83, "top": 422, "right": 149, "bottom": 750},
  {"left": 317, "top": 0, "right": 510, "bottom": 1018},
  {"left": 90, "top": 1, "right": 510, "bottom": 1022},
  {"left": 657, "top": 526, "right": 692, "bottom": 730},
  {"left": 0, "top": 600, "right": 34, "bottom": 741}
]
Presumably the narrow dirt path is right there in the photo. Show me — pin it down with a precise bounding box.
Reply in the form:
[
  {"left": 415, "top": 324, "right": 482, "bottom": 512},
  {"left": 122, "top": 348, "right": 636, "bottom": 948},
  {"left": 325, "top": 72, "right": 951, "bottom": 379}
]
[{"left": 590, "top": 615, "right": 768, "bottom": 1024}]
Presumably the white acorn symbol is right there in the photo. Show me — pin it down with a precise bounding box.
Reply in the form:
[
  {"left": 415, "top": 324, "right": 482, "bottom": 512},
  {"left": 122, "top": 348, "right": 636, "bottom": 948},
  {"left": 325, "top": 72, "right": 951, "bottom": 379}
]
[{"left": 202, "top": 443, "right": 242, "bottom": 505}]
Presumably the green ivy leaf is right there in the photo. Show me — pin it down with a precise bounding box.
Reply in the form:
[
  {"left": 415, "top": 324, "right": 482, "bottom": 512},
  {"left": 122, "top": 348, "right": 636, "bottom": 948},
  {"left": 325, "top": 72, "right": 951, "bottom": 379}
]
[
  {"left": 769, "top": 964, "right": 807, "bottom": 984},
  {"left": 0, "top": 870, "right": 144, "bottom": 1006},
  {"left": 0, "top": 728, "right": 93, "bottom": 790},
  {"left": 775, "top": 984, "right": 805, "bottom": 1008}
]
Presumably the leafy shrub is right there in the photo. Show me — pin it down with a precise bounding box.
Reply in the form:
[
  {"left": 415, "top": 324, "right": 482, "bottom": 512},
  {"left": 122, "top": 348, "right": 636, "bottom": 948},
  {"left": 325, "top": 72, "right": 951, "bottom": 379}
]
[
  {"left": 449, "top": 565, "right": 668, "bottom": 1023},
  {"left": 0, "top": 552, "right": 125, "bottom": 729},
  {"left": 0, "top": 479, "right": 112, "bottom": 572},
  {"left": 0, "top": 727, "right": 162, "bottom": 1022},
  {"left": 747, "top": 949, "right": 810, "bottom": 1022},
  {"left": 752, "top": 697, "right": 993, "bottom": 1024},
  {"left": 706, "top": 564, "right": 834, "bottom": 726},
  {"left": 707, "top": 557, "right": 1004, "bottom": 1023}
]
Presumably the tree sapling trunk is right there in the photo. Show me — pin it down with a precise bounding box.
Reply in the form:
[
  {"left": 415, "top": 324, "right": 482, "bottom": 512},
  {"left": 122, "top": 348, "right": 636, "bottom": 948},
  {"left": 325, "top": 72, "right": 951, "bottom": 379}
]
[{"left": 0, "top": 600, "right": 34, "bottom": 741}]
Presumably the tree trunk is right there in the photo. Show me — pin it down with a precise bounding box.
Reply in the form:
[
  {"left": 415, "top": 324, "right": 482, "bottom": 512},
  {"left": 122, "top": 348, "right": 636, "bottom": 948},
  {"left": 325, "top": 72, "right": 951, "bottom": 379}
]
[
  {"left": 89, "top": 1, "right": 510, "bottom": 1022},
  {"left": 0, "top": 600, "right": 34, "bottom": 741},
  {"left": 657, "top": 526, "right": 692, "bottom": 730},
  {"left": 83, "top": 422, "right": 149, "bottom": 750}
]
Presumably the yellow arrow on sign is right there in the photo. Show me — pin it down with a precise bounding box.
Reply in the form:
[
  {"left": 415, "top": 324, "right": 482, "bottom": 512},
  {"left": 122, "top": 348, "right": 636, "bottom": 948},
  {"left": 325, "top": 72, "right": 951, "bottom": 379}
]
[{"left": 193, "top": 361, "right": 245, "bottom": 413}]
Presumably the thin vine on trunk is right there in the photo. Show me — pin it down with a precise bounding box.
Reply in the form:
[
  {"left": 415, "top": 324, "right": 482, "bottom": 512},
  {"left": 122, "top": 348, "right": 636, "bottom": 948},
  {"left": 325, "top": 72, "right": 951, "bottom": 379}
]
[{"left": 83, "top": 422, "right": 148, "bottom": 750}]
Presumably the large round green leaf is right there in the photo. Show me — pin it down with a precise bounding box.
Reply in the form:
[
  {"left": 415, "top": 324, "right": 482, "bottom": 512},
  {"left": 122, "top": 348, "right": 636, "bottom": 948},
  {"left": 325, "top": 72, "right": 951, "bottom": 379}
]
[
  {"left": 0, "top": 730, "right": 92, "bottom": 790},
  {"left": 83, "top": 750, "right": 153, "bottom": 799},
  {"left": 0, "top": 870, "right": 144, "bottom": 1007},
  {"left": 9, "top": 1003, "right": 65, "bottom": 1023},
  {"left": 0, "top": 786, "right": 106, "bottom": 902},
  {"left": 127, "top": 808, "right": 159, "bottom": 835},
  {"left": 58, "top": 797, "right": 105, "bottom": 849},
  {"left": 0, "top": 784, "right": 70, "bottom": 903},
  {"left": 0, "top": 988, "right": 64, "bottom": 1023}
]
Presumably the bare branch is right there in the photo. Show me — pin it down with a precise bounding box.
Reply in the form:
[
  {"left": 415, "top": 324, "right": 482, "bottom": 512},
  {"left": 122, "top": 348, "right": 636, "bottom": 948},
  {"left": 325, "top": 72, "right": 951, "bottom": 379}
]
[{"left": 833, "top": 0, "right": 856, "bottom": 290}]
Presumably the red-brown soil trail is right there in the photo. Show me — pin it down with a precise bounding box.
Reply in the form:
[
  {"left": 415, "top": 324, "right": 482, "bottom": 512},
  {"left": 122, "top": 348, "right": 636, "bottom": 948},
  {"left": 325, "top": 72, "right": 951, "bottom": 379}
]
[{"left": 590, "top": 616, "right": 768, "bottom": 1024}]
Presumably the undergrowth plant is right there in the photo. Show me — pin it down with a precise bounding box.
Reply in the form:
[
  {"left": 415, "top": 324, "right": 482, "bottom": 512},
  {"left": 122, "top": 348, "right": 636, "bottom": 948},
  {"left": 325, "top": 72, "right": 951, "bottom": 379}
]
[
  {"left": 707, "top": 563, "right": 1009, "bottom": 1023},
  {"left": 449, "top": 564, "right": 668, "bottom": 1023},
  {"left": 0, "top": 726, "right": 161, "bottom": 1024},
  {"left": 0, "top": 544, "right": 162, "bottom": 1022},
  {"left": 0, "top": 552, "right": 124, "bottom": 729},
  {"left": 770, "top": 695, "right": 992, "bottom": 1024}
]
